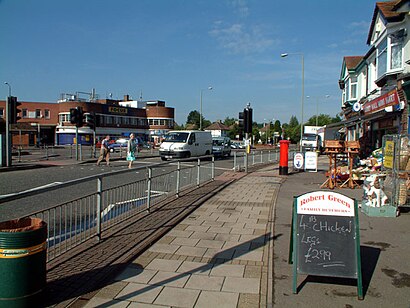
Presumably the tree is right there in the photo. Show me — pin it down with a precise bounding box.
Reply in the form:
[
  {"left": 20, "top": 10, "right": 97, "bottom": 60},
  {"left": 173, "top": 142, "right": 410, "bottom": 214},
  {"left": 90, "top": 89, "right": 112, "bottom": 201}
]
[
  {"left": 228, "top": 123, "right": 240, "bottom": 140},
  {"left": 223, "top": 117, "right": 236, "bottom": 127},
  {"left": 186, "top": 110, "right": 201, "bottom": 127},
  {"left": 273, "top": 120, "right": 281, "bottom": 133},
  {"left": 173, "top": 122, "right": 185, "bottom": 130},
  {"left": 186, "top": 110, "right": 211, "bottom": 129},
  {"left": 305, "top": 114, "right": 342, "bottom": 127},
  {"left": 252, "top": 126, "right": 261, "bottom": 144},
  {"left": 283, "top": 115, "right": 300, "bottom": 143}
]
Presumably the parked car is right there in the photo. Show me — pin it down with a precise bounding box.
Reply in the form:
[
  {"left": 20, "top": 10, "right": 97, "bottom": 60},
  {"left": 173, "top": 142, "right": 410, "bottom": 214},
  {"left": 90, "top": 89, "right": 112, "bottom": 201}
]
[
  {"left": 212, "top": 137, "right": 231, "bottom": 157},
  {"left": 95, "top": 139, "right": 115, "bottom": 148},
  {"left": 109, "top": 137, "right": 143, "bottom": 152}
]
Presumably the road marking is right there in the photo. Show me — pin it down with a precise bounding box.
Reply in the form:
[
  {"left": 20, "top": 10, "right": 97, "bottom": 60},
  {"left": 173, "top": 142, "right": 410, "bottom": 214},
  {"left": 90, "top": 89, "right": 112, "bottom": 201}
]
[{"left": 0, "top": 182, "right": 64, "bottom": 199}]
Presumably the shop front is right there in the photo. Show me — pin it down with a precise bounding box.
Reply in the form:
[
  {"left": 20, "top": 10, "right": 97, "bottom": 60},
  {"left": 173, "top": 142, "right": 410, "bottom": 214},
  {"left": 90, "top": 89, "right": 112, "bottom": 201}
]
[{"left": 361, "top": 88, "right": 404, "bottom": 151}]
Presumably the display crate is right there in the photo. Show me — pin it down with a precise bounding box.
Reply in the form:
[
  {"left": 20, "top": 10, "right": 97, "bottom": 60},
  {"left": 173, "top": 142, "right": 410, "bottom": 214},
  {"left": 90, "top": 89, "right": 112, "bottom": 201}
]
[{"left": 361, "top": 201, "right": 399, "bottom": 217}]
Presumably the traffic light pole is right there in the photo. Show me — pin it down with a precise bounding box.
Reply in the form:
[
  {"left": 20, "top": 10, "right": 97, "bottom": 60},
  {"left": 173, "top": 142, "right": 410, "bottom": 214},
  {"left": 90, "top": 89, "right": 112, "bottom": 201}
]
[
  {"left": 75, "top": 126, "right": 79, "bottom": 161},
  {"left": 5, "top": 96, "right": 10, "bottom": 167},
  {"left": 245, "top": 132, "right": 248, "bottom": 173}
]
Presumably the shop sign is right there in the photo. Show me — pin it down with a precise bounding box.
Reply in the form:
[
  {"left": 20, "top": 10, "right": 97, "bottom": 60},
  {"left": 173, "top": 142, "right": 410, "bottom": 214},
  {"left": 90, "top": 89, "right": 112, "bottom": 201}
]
[
  {"left": 383, "top": 140, "right": 394, "bottom": 169},
  {"left": 108, "top": 106, "right": 128, "bottom": 115},
  {"left": 363, "top": 89, "right": 399, "bottom": 115}
]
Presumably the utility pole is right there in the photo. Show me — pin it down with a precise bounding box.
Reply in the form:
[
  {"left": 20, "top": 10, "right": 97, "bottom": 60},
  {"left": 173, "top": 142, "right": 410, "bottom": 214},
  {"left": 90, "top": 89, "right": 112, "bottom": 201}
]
[{"left": 4, "top": 82, "right": 11, "bottom": 167}]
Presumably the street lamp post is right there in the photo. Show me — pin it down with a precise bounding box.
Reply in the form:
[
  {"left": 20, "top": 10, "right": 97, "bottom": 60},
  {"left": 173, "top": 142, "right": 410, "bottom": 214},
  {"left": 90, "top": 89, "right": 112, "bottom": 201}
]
[
  {"left": 281, "top": 53, "right": 304, "bottom": 151},
  {"left": 199, "top": 86, "right": 213, "bottom": 131},
  {"left": 4, "top": 82, "right": 11, "bottom": 167}
]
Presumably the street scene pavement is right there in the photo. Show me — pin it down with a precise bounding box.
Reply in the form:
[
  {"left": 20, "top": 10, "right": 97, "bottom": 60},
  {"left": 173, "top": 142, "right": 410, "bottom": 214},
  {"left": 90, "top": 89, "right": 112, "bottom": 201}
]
[
  {"left": 22, "top": 156, "right": 406, "bottom": 308},
  {"left": 1, "top": 155, "right": 410, "bottom": 307}
]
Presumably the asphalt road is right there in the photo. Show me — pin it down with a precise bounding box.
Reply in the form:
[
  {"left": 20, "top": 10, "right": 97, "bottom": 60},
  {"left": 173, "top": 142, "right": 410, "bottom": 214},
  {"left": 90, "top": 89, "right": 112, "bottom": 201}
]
[{"left": 0, "top": 156, "right": 235, "bottom": 221}]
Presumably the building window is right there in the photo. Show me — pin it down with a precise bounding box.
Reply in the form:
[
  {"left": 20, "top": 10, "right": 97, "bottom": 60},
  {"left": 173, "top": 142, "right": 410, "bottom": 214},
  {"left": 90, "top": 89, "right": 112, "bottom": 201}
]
[
  {"left": 0, "top": 108, "right": 3, "bottom": 118},
  {"left": 106, "top": 116, "right": 113, "bottom": 125},
  {"left": 35, "top": 109, "right": 41, "bottom": 119},
  {"left": 345, "top": 79, "right": 350, "bottom": 102},
  {"left": 377, "top": 38, "right": 387, "bottom": 79},
  {"left": 22, "top": 109, "right": 28, "bottom": 118},
  {"left": 390, "top": 36, "right": 402, "bottom": 70},
  {"left": 59, "top": 113, "right": 70, "bottom": 124},
  {"left": 350, "top": 76, "right": 357, "bottom": 100},
  {"left": 45, "top": 109, "right": 50, "bottom": 119}
]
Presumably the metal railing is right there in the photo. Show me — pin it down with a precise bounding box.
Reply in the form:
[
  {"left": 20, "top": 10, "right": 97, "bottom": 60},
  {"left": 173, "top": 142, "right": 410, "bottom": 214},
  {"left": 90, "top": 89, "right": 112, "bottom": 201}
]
[
  {"left": 232, "top": 148, "right": 294, "bottom": 171},
  {"left": 0, "top": 156, "right": 215, "bottom": 262},
  {"left": 12, "top": 144, "right": 158, "bottom": 163}
]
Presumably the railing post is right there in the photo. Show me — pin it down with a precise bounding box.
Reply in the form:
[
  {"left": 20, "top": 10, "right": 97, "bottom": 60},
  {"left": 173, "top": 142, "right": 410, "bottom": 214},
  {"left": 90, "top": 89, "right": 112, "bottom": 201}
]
[
  {"left": 211, "top": 156, "right": 215, "bottom": 180},
  {"left": 268, "top": 150, "right": 271, "bottom": 162},
  {"left": 96, "top": 177, "right": 102, "bottom": 241},
  {"left": 147, "top": 167, "right": 152, "bottom": 213},
  {"left": 252, "top": 151, "right": 255, "bottom": 165},
  {"left": 260, "top": 151, "right": 263, "bottom": 164},
  {"left": 197, "top": 158, "right": 201, "bottom": 187},
  {"left": 79, "top": 144, "right": 83, "bottom": 161},
  {"left": 233, "top": 151, "right": 237, "bottom": 171},
  {"left": 70, "top": 144, "right": 73, "bottom": 159},
  {"left": 176, "top": 161, "right": 181, "bottom": 197},
  {"left": 46, "top": 145, "right": 49, "bottom": 160}
]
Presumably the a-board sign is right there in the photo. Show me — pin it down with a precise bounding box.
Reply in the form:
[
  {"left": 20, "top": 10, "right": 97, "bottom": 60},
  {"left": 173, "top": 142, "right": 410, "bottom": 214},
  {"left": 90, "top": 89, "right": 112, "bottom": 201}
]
[
  {"left": 293, "top": 153, "right": 304, "bottom": 169},
  {"left": 290, "top": 191, "right": 363, "bottom": 299},
  {"left": 304, "top": 151, "right": 317, "bottom": 172}
]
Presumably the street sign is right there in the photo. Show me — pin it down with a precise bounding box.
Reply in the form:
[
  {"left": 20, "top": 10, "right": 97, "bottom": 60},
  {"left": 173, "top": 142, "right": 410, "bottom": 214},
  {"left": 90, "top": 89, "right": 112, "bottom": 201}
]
[{"left": 293, "top": 153, "right": 304, "bottom": 169}]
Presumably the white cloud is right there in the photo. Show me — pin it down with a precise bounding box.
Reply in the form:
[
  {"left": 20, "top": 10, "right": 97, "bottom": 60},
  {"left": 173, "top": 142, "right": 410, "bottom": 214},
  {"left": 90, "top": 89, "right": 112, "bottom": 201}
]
[
  {"left": 209, "top": 22, "right": 276, "bottom": 54},
  {"left": 227, "top": 0, "right": 249, "bottom": 17},
  {"left": 348, "top": 21, "right": 370, "bottom": 36}
]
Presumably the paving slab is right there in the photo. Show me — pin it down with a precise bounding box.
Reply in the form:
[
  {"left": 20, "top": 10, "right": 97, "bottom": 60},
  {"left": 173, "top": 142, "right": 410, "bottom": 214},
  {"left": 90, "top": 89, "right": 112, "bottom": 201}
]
[
  {"left": 195, "top": 290, "right": 239, "bottom": 308},
  {"left": 153, "top": 287, "right": 200, "bottom": 307}
]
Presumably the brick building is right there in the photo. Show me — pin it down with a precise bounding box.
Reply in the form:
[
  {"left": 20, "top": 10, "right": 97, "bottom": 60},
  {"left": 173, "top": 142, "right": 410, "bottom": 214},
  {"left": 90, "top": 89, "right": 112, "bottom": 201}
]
[{"left": 0, "top": 94, "right": 175, "bottom": 146}]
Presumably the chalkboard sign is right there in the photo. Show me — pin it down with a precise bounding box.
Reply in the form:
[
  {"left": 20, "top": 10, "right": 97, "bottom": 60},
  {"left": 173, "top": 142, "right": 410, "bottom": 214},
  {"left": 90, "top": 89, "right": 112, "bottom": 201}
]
[{"left": 291, "top": 191, "right": 363, "bottom": 299}]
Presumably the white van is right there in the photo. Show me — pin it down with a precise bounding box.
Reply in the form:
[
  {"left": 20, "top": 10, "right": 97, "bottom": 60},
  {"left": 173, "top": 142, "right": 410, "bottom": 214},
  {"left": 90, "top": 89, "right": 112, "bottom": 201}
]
[{"left": 159, "top": 130, "right": 212, "bottom": 160}]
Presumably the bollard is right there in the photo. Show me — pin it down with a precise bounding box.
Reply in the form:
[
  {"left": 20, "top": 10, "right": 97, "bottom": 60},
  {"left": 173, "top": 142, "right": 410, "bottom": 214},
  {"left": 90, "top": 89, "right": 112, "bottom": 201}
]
[{"left": 279, "top": 140, "right": 291, "bottom": 175}]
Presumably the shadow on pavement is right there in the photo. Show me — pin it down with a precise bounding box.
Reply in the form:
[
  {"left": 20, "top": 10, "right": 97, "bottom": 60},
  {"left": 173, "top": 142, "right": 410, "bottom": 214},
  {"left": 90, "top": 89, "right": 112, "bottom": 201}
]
[{"left": 43, "top": 232, "right": 282, "bottom": 307}]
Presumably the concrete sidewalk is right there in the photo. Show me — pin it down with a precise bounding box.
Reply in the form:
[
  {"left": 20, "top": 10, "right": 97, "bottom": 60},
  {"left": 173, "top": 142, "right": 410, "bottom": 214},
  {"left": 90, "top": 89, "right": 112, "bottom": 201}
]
[
  {"left": 79, "top": 165, "right": 282, "bottom": 308},
  {"left": 34, "top": 157, "right": 410, "bottom": 307},
  {"left": 75, "top": 163, "right": 410, "bottom": 308}
]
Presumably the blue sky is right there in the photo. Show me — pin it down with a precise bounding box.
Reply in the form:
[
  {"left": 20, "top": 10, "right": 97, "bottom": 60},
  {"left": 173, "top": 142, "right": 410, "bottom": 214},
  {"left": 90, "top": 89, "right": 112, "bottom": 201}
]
[{"left": 0, "top": 0, "right": 376, "bottom": 125}]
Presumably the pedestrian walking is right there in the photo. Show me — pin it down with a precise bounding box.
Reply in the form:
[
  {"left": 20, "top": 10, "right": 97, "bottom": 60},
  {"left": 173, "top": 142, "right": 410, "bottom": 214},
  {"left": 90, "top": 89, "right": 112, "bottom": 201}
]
[
  {"left": 97, "top": 135, "right": 110, "bottom": 166},
  {"left": 126, "top": 133, "right": 138, "bottom": 168}
]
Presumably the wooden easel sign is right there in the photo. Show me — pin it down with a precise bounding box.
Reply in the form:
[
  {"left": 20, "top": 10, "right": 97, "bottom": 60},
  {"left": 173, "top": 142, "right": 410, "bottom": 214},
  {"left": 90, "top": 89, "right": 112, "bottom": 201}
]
[{"left": 290, "top": 191, "right": 363, "bottom": 299}]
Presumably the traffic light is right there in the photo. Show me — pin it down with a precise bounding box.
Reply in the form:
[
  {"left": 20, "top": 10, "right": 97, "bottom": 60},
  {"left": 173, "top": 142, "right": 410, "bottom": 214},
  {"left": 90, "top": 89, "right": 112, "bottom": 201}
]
[
  {"left": 244, "top": 106, "right": 253, "bottom": 134},
  {"left": 9, "top": 96, "right": 21, "bottom": 124},
  {"left": 70, "top": 108, "right": 78, "bottom": 125},
  {"left": 238, "top": 112, "right": 244, "bottom": 130},
  {"left": 86, "top": 112, "right": 95, "bottom": 130},
  {"left": 70, "top": 107, "right": 84, "bottom": 127}
]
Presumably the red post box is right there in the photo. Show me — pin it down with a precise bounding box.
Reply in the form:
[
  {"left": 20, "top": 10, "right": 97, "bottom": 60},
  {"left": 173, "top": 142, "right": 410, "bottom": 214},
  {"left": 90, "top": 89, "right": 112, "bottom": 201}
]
[{"left": 279, "top": 140, "right": 290, "bottom": 175}]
